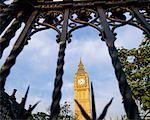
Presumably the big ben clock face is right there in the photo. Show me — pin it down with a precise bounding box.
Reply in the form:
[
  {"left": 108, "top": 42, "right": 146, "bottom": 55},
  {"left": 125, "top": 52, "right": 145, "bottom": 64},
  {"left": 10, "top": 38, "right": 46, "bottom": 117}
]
[{"left": 78, "top": 79, "right": 86, "bottom": 85}]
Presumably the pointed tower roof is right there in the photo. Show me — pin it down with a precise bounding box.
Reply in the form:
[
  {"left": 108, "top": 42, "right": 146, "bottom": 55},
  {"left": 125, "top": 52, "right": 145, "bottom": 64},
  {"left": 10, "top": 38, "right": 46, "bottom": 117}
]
[{"left": 76, "top": 58, "right": 86, "bottom": 74}]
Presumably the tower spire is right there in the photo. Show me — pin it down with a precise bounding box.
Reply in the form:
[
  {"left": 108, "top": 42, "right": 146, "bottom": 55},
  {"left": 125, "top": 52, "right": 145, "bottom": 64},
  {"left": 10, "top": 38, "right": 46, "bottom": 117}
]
[
  {"left": 77, "top": 58, "right": 86, "bottom": 74},
  {"left": 80, "top": 57, "right": 82, "bottom": 64}
]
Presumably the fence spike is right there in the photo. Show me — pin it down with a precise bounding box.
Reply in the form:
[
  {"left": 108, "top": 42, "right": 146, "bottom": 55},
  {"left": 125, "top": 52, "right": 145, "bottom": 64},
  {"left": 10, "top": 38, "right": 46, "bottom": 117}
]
[
  {"left": 97, "top": 98, "right": 113, "bottom": 120},
  {"left": 75, "top": 99, "right": 91, "bottom": 120}
]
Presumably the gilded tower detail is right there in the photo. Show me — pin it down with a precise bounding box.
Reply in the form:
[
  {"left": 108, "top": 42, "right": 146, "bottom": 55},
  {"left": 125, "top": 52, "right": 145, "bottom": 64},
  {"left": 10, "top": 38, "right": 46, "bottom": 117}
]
[{"left": 74, "top": 59, "right": 91, "bottom": 120}]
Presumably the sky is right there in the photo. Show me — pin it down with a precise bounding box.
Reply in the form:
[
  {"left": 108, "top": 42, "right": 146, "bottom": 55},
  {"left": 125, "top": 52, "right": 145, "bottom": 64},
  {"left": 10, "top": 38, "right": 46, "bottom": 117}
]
[{"left": 1, "top": 0, "right": 145, "bottom": 119}]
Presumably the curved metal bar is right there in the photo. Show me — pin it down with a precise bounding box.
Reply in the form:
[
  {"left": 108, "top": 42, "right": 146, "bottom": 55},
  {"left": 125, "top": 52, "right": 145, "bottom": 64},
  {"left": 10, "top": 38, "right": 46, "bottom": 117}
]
[
  {"left": 128, "top": 21, "right": 150, "bottom": 35},
  {"left": 0, "top": 11, "right": 23, "bottom": 59},
  {"left": 67, "top": 24, "right": 87, "bottom": 40},
  {"left": 69, "top": 8, "right": 103, "bottom": 33},
  {"left": 69, "top": 24, "right": 87, "bottom": 33},
  {"left": 37, "top": 22, "right": 61, "bottom": 35},
  {"left": 110, "top": 22, "right": 127, "bottom": 32},
  {"left": 109, "top": 19, "right": 149, "bottom": 35},
  {"left": 106, "top": 6, "right": 150, "bottom": 35},
  {"left": 106, "top": 7, "right": 135, "bottom": 32},
  {"left": 69, "top": 19, "right": 102, "bottom": 33},
  {"left": 107, "top": 17, "right": 134, "bottom": 28},
  {"left": 28, "top": 11, "right": 63, "bottom": 41},
  {"left": 28, "top": 27, "right": 49, "bottom": 39},
  {"left": 106, "top": 7, "right": 135, "bottom": 24},
  {"left": 27, "top": 22, "right": 62, "bottom": 43},
  {"left": 108, "top": 19, "right": 149, "bottom": 35}
]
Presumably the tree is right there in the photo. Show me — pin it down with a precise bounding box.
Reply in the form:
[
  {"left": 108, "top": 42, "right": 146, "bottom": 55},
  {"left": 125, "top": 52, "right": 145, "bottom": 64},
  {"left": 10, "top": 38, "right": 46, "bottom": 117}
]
[
  {"left": 118, "top": 37, "right": 150, "bottom": 118},
  {"left": 57, "top": 101, "right": 76, "bottom": 120},
  {"left": 28, "top": 101, "right": 76, "bottom": 120},
  {"left": 28, "top": 112, "right": 49, "bottom": 120}
]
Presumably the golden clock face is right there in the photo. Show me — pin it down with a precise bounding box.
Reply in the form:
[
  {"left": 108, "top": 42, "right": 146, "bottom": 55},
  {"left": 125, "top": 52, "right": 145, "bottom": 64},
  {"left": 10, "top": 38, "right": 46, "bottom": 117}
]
[{"left": 78, "top": 79, "right": 85, "bottom": 85}]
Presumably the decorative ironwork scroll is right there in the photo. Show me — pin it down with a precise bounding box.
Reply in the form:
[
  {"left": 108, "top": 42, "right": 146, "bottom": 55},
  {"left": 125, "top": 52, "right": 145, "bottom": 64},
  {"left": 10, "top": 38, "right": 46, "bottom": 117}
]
[
  {"left": 106, "top": 6, "right": 150, "bottom": 35},
  {"left": 0, "top": 0, "right": 149, "bottom": 119}
]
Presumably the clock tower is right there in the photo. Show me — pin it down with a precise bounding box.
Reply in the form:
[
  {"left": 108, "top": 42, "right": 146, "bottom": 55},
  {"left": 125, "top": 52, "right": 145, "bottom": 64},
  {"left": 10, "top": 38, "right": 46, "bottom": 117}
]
[{"left": 74, "top": 59, "right": 91, "bottom": 120}]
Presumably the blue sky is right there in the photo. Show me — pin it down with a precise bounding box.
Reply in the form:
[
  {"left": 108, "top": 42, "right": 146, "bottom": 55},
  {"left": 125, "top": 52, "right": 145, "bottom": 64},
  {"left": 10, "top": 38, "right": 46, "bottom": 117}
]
[{"left": 1, "top": 0, "right": 144, "bottom": 119}]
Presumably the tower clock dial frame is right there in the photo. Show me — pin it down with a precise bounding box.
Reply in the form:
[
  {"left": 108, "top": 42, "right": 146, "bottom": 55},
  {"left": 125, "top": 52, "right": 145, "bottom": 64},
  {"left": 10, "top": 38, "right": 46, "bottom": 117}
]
[{"left": 78, "top": 78, "right": 86, "bottom": 85}]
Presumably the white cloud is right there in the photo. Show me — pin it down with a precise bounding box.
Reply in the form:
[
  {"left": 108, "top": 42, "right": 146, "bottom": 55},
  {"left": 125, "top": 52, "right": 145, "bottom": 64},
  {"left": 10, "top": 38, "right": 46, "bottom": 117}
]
[
  {"left": 63, "top": 38, "right": 111, "bottom": 77},
  {"left": 8, "top": 30, "right": 59, "bottom": 74},
  {"left": 26, "top": 95, "right": 51, "bottom": 114},
  {"left": 115, "top": 25, "right": 144, "bottom": 49},
  {"left": 4, "top": 0, "right": 13, "bottom": 4},
  {"left": 64, "top": 82, "right": 74, "bottom": 88},
  {"left": 93, "top": 79, "right": 125, "bottom": 118}
]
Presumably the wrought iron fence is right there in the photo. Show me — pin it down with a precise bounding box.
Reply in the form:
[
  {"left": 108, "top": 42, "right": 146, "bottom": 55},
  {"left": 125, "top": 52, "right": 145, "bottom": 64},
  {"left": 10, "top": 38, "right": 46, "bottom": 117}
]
[{"left": 0, "top": 0, "right": 149, "bottom": 119}]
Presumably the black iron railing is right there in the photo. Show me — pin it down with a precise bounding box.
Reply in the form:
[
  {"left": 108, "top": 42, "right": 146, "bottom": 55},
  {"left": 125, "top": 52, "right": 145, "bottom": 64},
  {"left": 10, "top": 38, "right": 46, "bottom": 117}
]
[{"left": 0, "top": 0, "right": 149, "bottom": 119}]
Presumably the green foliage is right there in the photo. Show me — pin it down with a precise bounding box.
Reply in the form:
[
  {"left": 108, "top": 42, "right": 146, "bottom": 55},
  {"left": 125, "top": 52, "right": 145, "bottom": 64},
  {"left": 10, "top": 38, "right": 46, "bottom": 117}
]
[
  {"left": 118, "top": 38, "right": 150, "bottom": 115},
  {"left": 57, "top": 101, "right": 76, "bottom": 120},
  {"left": 28, "top": 101, "right": 75, "bottom": 120},
  {"left": 28, "top": 112, "right": 49, "bottom": 120}
]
